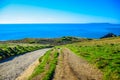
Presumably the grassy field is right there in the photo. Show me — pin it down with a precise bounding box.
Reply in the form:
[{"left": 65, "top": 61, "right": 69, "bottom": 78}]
[
  {"left": 1, "top": 37, "right": 120, "bottom": 80},
  {"left": 29, "top": 48, "right": 59, "bottom": 80},
  {"left": 0, "top": 43, "right": 51, "bottom": 61},
  {"left": 66, "top": 37, "right": 120, "bottom": 80}
]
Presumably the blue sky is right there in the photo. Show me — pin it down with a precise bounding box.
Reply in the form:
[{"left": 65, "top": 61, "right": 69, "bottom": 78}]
[{"left": 0, "top": 0, "right": 120, "bottom": 24}]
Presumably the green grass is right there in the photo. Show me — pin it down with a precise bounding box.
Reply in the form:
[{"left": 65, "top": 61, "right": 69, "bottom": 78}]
[
  {"left": 0, "top": 43, "right": 51, "bottom": 61},
  {"left": 66, "top": 38, "right": 120, "bottom": 80},
  {"left": 29, "top": 48, "right": 59, "bottom": 80}
]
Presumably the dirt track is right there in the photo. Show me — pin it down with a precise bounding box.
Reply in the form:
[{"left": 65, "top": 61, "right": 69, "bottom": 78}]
[
  {"left": 53, "top": 48, "right": 103, "bottom": 80},
  {"left": 0, "top": 48, "right": 50, "bottom": 80}
]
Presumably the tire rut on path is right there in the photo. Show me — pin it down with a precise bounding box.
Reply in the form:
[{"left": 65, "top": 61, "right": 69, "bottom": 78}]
[
  {"left": 53, "top": 48, "right": 78, "bottom": 80},
  {"left": 0, "top": 48, "right": 50, "bottom": 80},
  {"left": 53, "top": 48, "right": 103, "bottom": 80}
]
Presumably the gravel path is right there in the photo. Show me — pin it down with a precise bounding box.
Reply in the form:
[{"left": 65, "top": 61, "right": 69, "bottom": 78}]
[{"left": 0, "top": 48, "right": 50, "bottom": 80}]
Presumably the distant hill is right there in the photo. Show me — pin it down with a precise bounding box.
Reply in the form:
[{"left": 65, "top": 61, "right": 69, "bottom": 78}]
[
  {"left": 100, "top": 33, "right": 117, "bottom": 39},
  {"left": 4, "top": 36, "right": 90, "bottom": 45}
]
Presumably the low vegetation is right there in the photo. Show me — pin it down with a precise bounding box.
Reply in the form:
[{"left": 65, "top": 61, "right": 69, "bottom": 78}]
[
  {"left": 29, "top": 48, "right": 59, "bottom": 80},
  {"left": 66, "top": 37, "right": 120, "bottom": 80},
  {"left": 4, "top": 36, "right": 89, "bottom": 45},
  {"left": 0, "top": 43, "right": 52, "bottom": 61}
]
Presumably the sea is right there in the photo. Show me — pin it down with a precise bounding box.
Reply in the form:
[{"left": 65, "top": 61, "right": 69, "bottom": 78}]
[{"left": 0, "top": 23, "right": 120, "bottom": 41}]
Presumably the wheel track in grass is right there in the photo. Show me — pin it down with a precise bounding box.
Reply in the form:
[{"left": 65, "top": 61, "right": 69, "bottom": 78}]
[
  {"left": 16, "top": 48, "right": 103, "bottom": 80},
  {"left": 53, "top": 48, "right": 103, "bottom": 80}
]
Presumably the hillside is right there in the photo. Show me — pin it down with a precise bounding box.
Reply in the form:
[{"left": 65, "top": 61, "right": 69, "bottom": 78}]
[
  {"left": 66, "top": 37, "right": 120, "bottom": 80},
  {"left": 0, "top": 43, "right": 51, "bottom": 61},
  {"left": 21, "top": 37, "right": 120, "bottom": 80},
  {"left": 0, "top": 37, "right": 120, "bottom": 80}
]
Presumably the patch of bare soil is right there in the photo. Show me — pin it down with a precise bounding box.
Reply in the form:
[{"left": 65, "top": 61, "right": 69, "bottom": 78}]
[{"left": 53, "top": 48, "right": 103, "bottom": 80}]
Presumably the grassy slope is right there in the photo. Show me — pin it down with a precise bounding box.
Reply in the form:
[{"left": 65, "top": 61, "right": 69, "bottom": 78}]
[
  {"left": 66, "top": 37, "right": 120, "bottom": 80},
  {"left": 0, "top": 43, "right": 51, "bottom": 61},
  {"left": 29, "top": 48, "right": 59, "bottom": 80}
]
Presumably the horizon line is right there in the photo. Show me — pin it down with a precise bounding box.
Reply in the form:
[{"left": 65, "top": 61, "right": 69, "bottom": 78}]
[{"left": 0, "top": 23, "right": 120, "bottom": 25}]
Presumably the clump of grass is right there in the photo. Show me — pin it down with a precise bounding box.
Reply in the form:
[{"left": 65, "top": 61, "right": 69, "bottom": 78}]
[
  {"left": 0, "top": 43, "right": 51, "bottom": 61},
  {"left": 29, "top": 49, "right": 59, "bottom": 80},
  {"left": 66, "top": 37, "right": 120, "bottom": 80},
  {"left": 29, "top": 50, "right": 52, "bottom": 79},
  {"left": 43, "top": 51, "right": 59, "bottom": 80}
]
